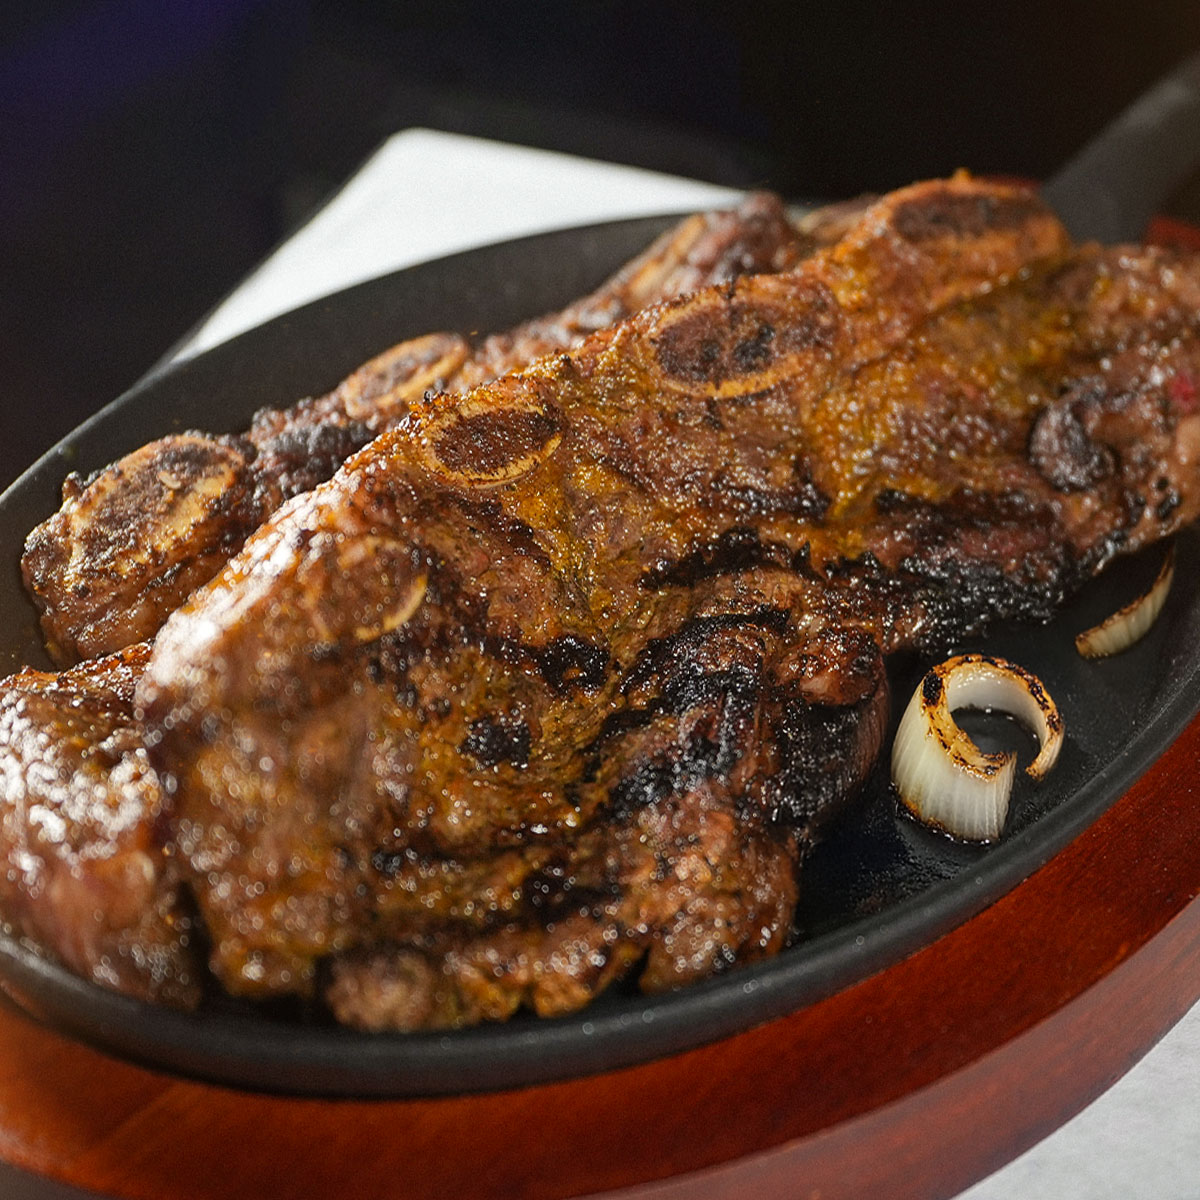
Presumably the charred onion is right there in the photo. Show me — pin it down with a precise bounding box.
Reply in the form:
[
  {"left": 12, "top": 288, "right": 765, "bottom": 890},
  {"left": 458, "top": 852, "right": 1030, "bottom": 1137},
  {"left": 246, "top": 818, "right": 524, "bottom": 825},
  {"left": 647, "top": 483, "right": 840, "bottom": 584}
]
[
  {"left": 1075, "top": 546, "right": 1175, "bottom": 659},
  {"left": 891, "top": 653, "right": 1063, "bottom": 841}
]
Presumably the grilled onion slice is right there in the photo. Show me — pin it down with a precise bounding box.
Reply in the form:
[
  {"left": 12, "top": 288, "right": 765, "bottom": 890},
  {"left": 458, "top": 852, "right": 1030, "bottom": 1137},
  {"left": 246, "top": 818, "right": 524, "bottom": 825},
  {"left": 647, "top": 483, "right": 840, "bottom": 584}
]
[
  {"left": 891, "top": 654, "right": 1063, "bottom": 841},
  {"left": 1075, "top": 546, "right": 1174, "bottom": 659}
]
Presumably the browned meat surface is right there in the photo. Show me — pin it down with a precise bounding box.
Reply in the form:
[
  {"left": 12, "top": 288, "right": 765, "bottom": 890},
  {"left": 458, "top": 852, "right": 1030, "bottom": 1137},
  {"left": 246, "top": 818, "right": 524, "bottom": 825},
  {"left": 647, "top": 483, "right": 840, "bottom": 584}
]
[
  {"left": 0, "top": 193, "right": 812, "bottom": 1010},
  {"left": 23, "top": 193, "right": 811, "bottom": 665},
  {"left": 131, "top": 174, "right": 1200, "bottom": 1031},
  {"left": 794, "top": 192, "right": 877, "bottom": 246},
  {"left": 0, "top": 645, "right": 200, "bottom": 1007}
]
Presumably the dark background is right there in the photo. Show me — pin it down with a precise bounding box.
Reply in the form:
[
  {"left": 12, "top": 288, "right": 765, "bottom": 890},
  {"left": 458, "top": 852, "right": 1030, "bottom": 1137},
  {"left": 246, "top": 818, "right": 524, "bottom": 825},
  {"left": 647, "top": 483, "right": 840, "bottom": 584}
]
[{"left": 3, "top": 0, "right": 1200, "bottom": 490}]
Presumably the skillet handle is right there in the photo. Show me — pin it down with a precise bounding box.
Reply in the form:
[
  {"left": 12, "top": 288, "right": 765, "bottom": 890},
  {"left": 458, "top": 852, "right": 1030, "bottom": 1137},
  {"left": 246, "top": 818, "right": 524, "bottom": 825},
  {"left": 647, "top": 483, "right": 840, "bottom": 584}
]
[{"left": 1042, "top": 49, "right": 1200, "bottom": 243}]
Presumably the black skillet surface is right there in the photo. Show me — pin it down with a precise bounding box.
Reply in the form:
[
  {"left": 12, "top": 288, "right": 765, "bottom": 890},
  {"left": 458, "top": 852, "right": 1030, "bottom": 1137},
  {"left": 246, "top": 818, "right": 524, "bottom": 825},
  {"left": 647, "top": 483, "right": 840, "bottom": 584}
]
[{"left": 0, "top": 215, "right": 1198, "bottom": 1098}]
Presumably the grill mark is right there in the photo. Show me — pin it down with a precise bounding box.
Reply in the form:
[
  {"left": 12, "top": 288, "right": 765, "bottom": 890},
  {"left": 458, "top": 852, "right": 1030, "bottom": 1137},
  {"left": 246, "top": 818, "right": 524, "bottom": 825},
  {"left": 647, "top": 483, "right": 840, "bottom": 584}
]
[
  {"left": 538, "top": 635, "right": 610, "bottom": 693},
  {"left": 640, "top": 527, "right": 791, "bottom": 590},
  {"left": 447, "top": 494, "right": 553, "bottom": 567},
  {"left": 708, "top": 458, "right": 831, "bottom": 520},
  {"left": 587, "top": 699, "right": 669, "bottom": 753},
  {"left": 459, "top": 714, "right": 531, "bottom": 769},
  {"left": 607, "top": 736, "right": 724, "bottom": 823},
  {"left": 623, "top": 608, "right": 790, "bottom": 695},
  {"left": 374, "top": 564, "right": 610, "bottom": 708},
  {"left": 653, "top": 282, "right": 839, "bottom": 387},
  {"left": 873, "top": 487, "right": 919, "bottom": 514},
  {"left": 605, "top": 680, "right": 760, "bottom": 823},
  {"left": 871, "top": 487, "right": 1061, "bottom": 572},
  {"left": 661, "top": 664, "right": 760, "bottom": 715}
]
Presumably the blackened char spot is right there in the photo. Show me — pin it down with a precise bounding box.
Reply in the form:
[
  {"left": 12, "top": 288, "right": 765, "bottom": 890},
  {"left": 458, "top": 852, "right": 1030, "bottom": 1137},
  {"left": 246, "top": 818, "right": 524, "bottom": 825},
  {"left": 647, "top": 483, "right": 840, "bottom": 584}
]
[
  {"left": 1028, "top": 391, "right": 1115, "bottom": 492},
  {"left": 523, "top": 858, "right": 568, "bottom": 912},
  {"left": 874, "top": 487, "right": 919, "bottom": 514},
  {"left": 257, "top": 420, "right": 375, "bottom": 498},
  {"left": 460, "top": 714, "right": 531, "bottom": 768},
  {"left": 869, "top": 486, "right": 1075, "bottom": 638},
  {"left": 608, "top": 759, "right": 676, "bottom": 820},
  {"left": 732, "top": 323, "right": 775, "bottom": 371},
  {"left": 588, "top": 699, "right": 668, "bottom": 751},
  {"left": 640, "top": 526, "right": 790, "bottom": 590},
  {"left": 539, "top": 635, "right": 609, "bottom": 693},
  {"left": 826, "top": 548, "right": 887, "bottom": 581},
  {"left": 900, "top": 553, "right": 1083, "bottom": 647},
  {"left": 661, "top": 665, "right": 760, "bottom": 716},
  {"left": 653, "top": 282, "right": 838, "bottom": 386},
  {"left": 764, "top": 687, "right": 886, "bottom": 832},
  {"left": 155, "top": 435, "right": 252, "bottom": 481},
  {"left": 892, "top": 191, "right": 1048, "bottom": 242},
  {"left": 624, "top": 608, "right": 789, "bottom": 694},
  {"left": 791, "top": 542, "right": 819, "bottom": 577},
  {"left": 1156, "top": 490, "right": 1181, "bottom": 522},
  {"left": 606, "top": 728, "right": 733, "bottom": 823}
]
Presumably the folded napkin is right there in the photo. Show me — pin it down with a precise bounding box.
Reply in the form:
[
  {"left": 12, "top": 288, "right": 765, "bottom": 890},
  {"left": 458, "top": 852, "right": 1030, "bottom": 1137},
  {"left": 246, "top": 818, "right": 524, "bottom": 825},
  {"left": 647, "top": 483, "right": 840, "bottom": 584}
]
[{"left": 179, "top": 128, "right": 739, "bottom": 358}]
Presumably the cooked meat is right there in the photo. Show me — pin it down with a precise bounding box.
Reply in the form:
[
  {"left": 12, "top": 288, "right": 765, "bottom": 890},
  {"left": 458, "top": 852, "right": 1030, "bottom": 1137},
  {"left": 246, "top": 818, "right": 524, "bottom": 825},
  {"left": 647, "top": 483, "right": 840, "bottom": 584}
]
[
  {"left": 19, "top": 435, "right": 268, "bottom": 668},
  {"left": 794, "top": 192, "right": 878, "bottom": 246},
  {"left": 0, "top": 194, "right": 812, "bottom": 1004},
  {"left": 320, "top": 622, "right": 888, "bottom": 1029},
  {"left": 0, "top": 644, "right": 200, "bottom": 1007},
  {"left": 132, "top": 174, "right": 1200, "bottom": 1031},
  {"left": 23, "top": 193, "right": 812, "bottom": 665}
]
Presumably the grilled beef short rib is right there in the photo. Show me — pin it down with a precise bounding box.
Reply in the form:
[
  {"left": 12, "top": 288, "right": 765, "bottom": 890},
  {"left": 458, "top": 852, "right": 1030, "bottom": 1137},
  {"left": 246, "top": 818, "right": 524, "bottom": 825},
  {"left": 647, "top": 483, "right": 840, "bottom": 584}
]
[
  {"left": 0, "top": 195, "right": 818, "bottom": 1010},
  {"left": 133, "top": 175, "right": 1200, "bottom": 1029},
  {"left": 22, "top": 194, "right": 812, "bottom": 665},
  {"left": 0, "top": 645, "right": 200, "bottom": 1006}
]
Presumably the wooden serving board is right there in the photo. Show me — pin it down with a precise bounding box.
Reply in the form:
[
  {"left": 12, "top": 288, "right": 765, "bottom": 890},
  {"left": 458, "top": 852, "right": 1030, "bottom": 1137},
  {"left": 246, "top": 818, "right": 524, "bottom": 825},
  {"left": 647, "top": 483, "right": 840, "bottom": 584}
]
[{"left": 0, "top": 701, "right": 1196, "bottom": 1200}]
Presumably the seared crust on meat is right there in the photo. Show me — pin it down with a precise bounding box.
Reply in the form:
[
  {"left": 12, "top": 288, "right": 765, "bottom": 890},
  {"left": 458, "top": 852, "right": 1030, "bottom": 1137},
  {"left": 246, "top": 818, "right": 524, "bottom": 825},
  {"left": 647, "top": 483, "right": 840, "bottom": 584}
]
[
  {"left": 21, "top": 434, "right": 270, "bottom": 664},
  {"left": 0, "top": 645, "right": 200, "bottom": 1007},
  {"left": 10, "top": 174, "right": 1200, "bottom": 1031},
  {"left": 23, "top": 194, "right": 811, "bottom": 665},
  {"left": 138, "top": 173, "right": 1200, "bottom": 1028}
]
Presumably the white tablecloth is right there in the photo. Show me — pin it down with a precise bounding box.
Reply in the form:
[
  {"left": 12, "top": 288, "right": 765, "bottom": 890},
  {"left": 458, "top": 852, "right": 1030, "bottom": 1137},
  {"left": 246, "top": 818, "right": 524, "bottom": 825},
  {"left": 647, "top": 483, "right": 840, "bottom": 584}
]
[{"left": 183, "top": 129, "right": 1200, "bottom": 1199}]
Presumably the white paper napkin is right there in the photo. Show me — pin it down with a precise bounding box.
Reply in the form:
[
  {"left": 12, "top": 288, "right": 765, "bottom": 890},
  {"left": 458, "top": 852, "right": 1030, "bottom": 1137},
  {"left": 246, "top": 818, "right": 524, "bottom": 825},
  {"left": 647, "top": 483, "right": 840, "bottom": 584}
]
[{"left": 178, "top": 128, "right": 740, "bottom": 358}]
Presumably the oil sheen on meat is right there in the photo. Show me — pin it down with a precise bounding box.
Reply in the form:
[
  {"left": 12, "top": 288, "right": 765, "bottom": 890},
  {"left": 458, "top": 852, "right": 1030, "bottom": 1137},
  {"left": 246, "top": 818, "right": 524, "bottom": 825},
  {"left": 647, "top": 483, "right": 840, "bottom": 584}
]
[
  {"left": 0, "top": 195, "right": 817, "bottom": 1010},
  {"left": 132, "top": 175, "right": 1200, "bottom": 1030},
  {"left": 22, "top": 194, "right": 812, "bottom": 665}
]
